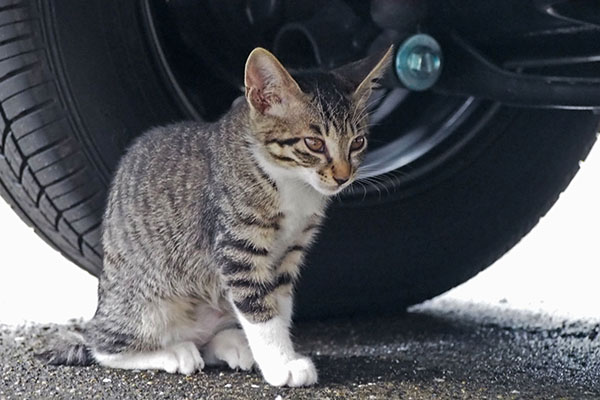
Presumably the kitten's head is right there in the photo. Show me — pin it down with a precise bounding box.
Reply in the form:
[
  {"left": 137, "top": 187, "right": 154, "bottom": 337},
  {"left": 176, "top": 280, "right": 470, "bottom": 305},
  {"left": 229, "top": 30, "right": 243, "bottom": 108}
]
[{"left": 244, "top": 46, "right": 392, "bottom": 196}]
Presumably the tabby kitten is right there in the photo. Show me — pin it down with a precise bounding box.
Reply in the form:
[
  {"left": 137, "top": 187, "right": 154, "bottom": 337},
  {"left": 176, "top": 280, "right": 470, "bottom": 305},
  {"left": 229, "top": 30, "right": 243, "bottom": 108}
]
[{"left": 40, "top": 47, "right": 392, "bottom": 387}]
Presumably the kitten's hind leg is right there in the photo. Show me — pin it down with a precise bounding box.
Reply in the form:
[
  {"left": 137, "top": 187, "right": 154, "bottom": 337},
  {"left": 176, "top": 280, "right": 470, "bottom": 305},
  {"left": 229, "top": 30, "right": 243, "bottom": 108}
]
[
  {"left": 203, "top": 328, "right": 254, "bottom": 371},
  {"left": 93, "top": 341, "right": 204, "bottom": 375}
]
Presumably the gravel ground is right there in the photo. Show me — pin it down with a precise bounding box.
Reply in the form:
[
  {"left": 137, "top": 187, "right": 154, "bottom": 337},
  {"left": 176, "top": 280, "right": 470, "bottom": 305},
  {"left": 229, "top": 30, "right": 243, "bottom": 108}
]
[{"left": 1, "top": 300, "right": 599, "bottom": 400}]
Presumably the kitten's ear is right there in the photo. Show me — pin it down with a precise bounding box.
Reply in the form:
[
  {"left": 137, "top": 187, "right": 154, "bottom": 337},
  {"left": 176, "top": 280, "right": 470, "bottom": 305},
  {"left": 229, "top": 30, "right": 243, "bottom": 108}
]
[
  {"left": 244, "top": 48, "right": 303, "bottom": 118},
  {"left": 334, "top": 46, "right": 394, "bottom": 106}
]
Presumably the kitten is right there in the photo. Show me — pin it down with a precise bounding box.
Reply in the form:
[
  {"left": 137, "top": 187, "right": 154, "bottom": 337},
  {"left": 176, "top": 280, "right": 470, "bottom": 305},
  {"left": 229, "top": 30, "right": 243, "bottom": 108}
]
[{"left": 39, "top": 46, "right": 392, "bottom": 387}]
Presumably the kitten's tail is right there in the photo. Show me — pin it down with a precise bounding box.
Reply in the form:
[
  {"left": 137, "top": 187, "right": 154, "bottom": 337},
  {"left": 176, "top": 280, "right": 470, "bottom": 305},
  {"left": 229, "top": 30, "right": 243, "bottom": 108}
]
[{"left": 36, "top": 329, "right": 95, "bottom": 366}]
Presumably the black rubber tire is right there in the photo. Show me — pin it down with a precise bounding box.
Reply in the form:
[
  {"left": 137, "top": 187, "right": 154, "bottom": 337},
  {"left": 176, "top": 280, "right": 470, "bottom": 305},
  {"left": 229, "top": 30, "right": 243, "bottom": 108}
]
[
  {"left": 0, "top": 1, "right": 598, "bottom": 318},
  {"left": 0, "top": 0, "right": 184, "bottom": 275}
]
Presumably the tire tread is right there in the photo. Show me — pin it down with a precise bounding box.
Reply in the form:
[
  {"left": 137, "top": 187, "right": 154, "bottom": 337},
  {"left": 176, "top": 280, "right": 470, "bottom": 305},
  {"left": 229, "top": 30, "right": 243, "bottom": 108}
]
[{"left": 0, "top": 0, "right": 103, "bottom": 276}]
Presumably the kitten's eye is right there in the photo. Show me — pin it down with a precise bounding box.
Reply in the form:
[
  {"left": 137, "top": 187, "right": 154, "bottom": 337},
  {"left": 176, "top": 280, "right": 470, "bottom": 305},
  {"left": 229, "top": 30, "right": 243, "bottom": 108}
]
[
  {"left": 304, "top": 137, "right": 326, "bottom": 153},
  {"left": 350, "top": 136, "right": 366, "bottom": 152}
]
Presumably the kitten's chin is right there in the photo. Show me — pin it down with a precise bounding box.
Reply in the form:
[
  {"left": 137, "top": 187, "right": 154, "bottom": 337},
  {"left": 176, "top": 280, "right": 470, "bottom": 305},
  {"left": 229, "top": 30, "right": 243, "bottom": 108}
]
[{"left": 312, "top": 184, "right": 345, "bottom": 196}]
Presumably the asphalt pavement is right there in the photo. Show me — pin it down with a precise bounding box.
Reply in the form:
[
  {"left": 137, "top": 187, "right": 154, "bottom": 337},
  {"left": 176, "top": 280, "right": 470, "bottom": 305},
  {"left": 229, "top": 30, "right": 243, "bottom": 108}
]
[{"left": 1, "top": 299, "right": 598, "bottom": 400}]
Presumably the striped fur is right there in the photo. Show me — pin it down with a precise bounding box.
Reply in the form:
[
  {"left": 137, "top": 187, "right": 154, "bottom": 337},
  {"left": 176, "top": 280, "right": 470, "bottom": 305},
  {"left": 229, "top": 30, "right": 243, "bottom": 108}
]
[{"left": 40, "top": 47, "right": 392, "bottom": 387}]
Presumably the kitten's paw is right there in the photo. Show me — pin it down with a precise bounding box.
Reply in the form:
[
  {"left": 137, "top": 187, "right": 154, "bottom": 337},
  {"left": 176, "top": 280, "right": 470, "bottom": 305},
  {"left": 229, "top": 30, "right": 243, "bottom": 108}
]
[
  {"left": 165, "top": 341, "right": 204, "bottom": 375},
  {"left": 260, "top": 355, "right": 318, "bottom": 387},
  {"left": 286, "top": 357, "right": 318, "bottom": 387},
  {"left": 204, "top": 329, "right": 254, "bottom": 371}
]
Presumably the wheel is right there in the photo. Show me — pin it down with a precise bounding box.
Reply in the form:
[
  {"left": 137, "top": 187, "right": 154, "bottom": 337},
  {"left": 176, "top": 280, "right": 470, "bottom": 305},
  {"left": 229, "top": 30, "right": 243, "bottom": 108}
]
[{"left": 0, "top": 0, "right": 598, "bottom": 318}]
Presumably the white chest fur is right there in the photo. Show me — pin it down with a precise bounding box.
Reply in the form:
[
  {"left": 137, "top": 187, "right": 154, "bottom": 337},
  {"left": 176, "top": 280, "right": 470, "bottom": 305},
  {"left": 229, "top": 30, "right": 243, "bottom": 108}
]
[
  {"left": 278, "top": 178, "right": 323, "bottom": 232},
  {"left": 271, "top": 177, "right": 324, "bottom": 261},
  {"left": 253, "top": 148, "right": 326, "bottom": 259}
]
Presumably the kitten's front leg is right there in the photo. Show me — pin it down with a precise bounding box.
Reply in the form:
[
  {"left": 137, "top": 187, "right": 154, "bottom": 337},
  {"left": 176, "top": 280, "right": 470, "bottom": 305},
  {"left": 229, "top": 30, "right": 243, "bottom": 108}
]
[
  {"left": 232, "top": 294, "right": 317, "bottom": 387},
  {"left": 219, "top": 220, "right": 319, "bottom": 386}
]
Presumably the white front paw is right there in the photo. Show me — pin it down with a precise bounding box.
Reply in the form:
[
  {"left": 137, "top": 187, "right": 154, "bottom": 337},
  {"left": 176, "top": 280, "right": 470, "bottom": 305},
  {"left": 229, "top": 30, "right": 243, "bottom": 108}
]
[
  {"left": 260, "top": 356, "right": 318, "bottom": 387},
  {"left": 285, "top": 357, "right": 318, "bottom": 387},
  {"left": 165, "top": 341, "right": 204, "bottom": 375}
]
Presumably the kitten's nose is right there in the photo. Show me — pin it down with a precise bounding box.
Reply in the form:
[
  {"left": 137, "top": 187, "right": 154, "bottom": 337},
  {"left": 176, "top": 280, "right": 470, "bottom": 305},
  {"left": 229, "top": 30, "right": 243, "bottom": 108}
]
[
  {"left": 332, "top": 162, "right": 351, "bottom": 186},
  {"left": 334, "top": 176, "right": 349, "bottom": 185}
]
